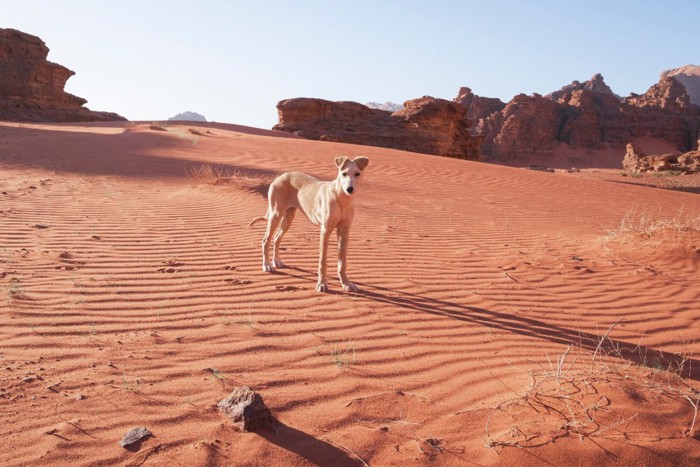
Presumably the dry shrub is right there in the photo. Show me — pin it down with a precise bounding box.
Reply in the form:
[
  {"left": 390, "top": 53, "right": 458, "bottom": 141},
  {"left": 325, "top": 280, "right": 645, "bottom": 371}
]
[
  {"left": 186, "top": 164, "right": 236, "bottom": 185},
  {"left": 484, "top": 335, "right": 699, "bottom": 452},
  {"left": 186, "top": 164, "right": 277, "bottom": 190},
  {"left": 604, "top": 206, "right": 700, "bottom": 241}
]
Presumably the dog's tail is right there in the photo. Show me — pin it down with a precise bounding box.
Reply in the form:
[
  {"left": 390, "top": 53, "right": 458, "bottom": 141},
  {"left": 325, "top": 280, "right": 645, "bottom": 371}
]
[{"left": 248, "top": 216, "right": 267, "bottom": 228}]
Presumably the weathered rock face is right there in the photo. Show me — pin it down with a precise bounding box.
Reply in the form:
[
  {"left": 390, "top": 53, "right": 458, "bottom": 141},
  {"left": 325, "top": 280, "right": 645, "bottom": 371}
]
[
  {"left": 623, "top": 142, "right": 700, "bottom": 174},
  {"left": 479, "top": 74, "right": 700, "bottom": 161},
  {"left": 625, "top": 76, "right": 693, "bottom": 112},
  {"left": 453, "top": 87, "right": 505, "bottom": 121},
  {"left": 546, "top": 73, "right": 620, "bottom": 102},
  {"left": 478, "top": 94, "right": 565, "bottom": 160},
  {"left": 273, "top": 69, "right": 700, "bottom": 164},
  {"left": 661, "top": 65, "right": 700, "bottom": 106},
  {"left": 274, "top": 96, "right": 482, "bottom": 160},
  {"left": 0, "top": 28, "right": 125, "bottom": 122}
]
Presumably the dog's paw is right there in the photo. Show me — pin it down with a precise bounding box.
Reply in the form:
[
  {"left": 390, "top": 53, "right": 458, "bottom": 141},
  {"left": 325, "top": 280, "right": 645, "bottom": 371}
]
[
  {"left": 342, "top": 282, "right": 359, "bottom": 293},
  {"left": 263, "top": 263, "right": 275, "bottom": 272},
  {"left": 273, "top": 259, "right": 287, "bottom": 268},
  {"left": 315, "top": 282, "right": 329, "bottom": 293}
]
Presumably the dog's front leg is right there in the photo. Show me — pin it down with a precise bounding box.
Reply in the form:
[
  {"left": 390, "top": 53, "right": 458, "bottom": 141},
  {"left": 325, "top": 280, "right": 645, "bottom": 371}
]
[
  {"left": 316, "top": 224, "right": 331, "bottom": 292},
  {"left": 337, "top": 223, "right": 358, "bottom": 292}
]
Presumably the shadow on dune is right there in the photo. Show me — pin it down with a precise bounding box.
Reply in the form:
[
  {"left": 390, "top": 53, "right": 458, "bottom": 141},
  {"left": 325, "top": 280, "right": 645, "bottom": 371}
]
[
  {"left": 0, "top": 123, "right": 280, "bottom": 181},
  {"left": 276, "top": 268, "right": 698, "bottom": 381},
  {"left": 356, "top": 284, "right": 700, "bottom": 381},
  {"left": 610, "top": 179, "right": 700, "bottom": 195},
  {"left": 257, "top": 421, "right": 362, "bottom": 466}
]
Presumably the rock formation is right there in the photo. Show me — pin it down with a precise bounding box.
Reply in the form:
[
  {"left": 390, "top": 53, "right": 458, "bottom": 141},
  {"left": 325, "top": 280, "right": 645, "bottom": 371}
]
[
  {"left": 661, "top": 65, "right": 700, "bottom": 105},
  {"left": 274, "top": 96, "right": 482, "bottom": 160},
  {"left": 0, "top": 28, "right": 125, "bottom": 122},
  {"left": 622, "top": 142, "right": 700, "bottom": 174},
  {"left": 453, "top": 87, "right": 505, "bottom": 121},
  {"left": 546, "top": 73, "right": 620, "bottom": 102},
  {"left": 273, "top": 68, "right": 700, "bottom": 164},
  {"left": 477, "top": 93, "right": 565, "bottom": 160},
  {"left": 479, "top": 73, "right": 700, "bottom": 160}
]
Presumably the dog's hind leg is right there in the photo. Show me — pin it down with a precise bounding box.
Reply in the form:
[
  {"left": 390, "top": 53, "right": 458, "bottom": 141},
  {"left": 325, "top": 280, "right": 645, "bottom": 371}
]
[
  {"left": 262, "top": 209, "right": 284, "bottom": 272},
  {"left": 272, "top": 207, "right": 296, "bottom": 268}
]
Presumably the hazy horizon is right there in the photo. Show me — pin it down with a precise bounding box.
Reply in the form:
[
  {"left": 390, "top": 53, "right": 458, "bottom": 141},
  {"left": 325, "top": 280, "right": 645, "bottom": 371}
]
[{"left": 4, "top": 0, "right": 700, "bottom": 128}]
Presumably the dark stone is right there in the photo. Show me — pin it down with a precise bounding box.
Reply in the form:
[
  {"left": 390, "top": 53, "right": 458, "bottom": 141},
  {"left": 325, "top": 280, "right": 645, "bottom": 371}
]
[
  {"left": 119, "top": 427, "right": 152, "bottom": 448},
  {"left": 218, "top": 386, "right": 273, "bottom": 432}
]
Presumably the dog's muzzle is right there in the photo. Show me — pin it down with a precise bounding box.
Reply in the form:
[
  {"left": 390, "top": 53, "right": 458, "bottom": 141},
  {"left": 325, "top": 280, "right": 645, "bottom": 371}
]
[{"left": 346, "top": 186, "right": 354, "bottom": 194}]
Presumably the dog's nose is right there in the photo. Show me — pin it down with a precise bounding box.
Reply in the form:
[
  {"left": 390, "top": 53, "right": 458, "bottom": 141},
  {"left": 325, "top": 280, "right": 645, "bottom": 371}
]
[{"left": 347, "top": 186, "right": 354, "bottom": 194}]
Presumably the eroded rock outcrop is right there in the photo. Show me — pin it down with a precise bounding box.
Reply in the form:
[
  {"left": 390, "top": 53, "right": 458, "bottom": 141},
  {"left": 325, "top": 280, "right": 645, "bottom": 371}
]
[
  {"left": 453, "top": 87, "right": 505, "bottom": 121},
  {"left": 661, "top": 65, "right": 700, "bottom": 106},
  {"left": 273, "top": 69, "right": 700, "bottom": 164},
  {"left": 478, "top": 94, "right": 565, "bottom": 160},
  {"left": 479, "top": 74, "right": 700, "bottom": 160},
  {"left": 623, "top": 142, "right": 700, "bottom": 174},
  {"left": 0, "top": 28, "right": 125, "bottom": 122},
  {"left": 274, "top": 96, "right": 481, "bottom": 160}
]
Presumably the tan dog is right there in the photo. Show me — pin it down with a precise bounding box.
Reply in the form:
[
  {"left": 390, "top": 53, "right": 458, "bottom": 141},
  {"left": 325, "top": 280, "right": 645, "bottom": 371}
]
[{"left": 249, "top": 156, "right": 369, "bottom": 292}]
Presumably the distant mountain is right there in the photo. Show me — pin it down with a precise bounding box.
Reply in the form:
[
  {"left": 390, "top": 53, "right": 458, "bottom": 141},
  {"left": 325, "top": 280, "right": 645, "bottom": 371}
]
[
  {"left": 661, "top": 65, "right": 700, "bottom": 105},
  {"left": 366, "top": 101, "right": 403, "bottom": 112},
  {"left": 168, "top": 111, "right": 206, "bottom": 122}
]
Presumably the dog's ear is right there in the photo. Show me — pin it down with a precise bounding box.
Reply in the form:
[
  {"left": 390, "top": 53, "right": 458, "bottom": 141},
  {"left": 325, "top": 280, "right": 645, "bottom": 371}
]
[
  {"left": 335, "top": 156, "right": 349, "bottom": 169},
  {"left": 354, "top": 157, "right": 369, "bottom": 171}
]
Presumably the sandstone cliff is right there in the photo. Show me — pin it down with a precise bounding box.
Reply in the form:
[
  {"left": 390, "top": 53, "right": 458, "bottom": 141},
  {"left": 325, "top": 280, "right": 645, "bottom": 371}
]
[
  {"left": 0, "top": 28, "right": 125, "bottom": 122},
  {"left": 661, "top": 65, "right": 700, "bottom": 105},
  {"left": 272, "top": 69, "right": 700, "bottom": 164},
  {"left": 453, "top": 87, "right": 505, "bottom": 121},
  {"left": 273, "top": 96, "right": 481, "bottom": 160},
  {"left": 478, "top": 74, "right": 700, "bottom": 161}
]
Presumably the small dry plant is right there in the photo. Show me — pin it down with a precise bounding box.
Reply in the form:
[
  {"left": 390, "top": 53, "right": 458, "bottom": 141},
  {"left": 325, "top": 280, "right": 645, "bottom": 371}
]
[
  {"left": 186, "top": 164, "right": 236, "bottom": 185},
  {"left": 484, "top": 329, "right": 699, "bottom": 452},
  {"left": 604, "top": 206, "right": 700, "bottom": 241},
  {"left": 331, "top": 341, "right": 357, "bottom": 368},
  {"left": 186, "top": 164, "right": 275, "bottom": 187}
]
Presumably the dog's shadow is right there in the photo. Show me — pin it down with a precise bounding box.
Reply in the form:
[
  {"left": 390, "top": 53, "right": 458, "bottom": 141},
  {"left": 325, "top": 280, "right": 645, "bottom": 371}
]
[{"left": 276, "top": 268, "right": 700, "bottom": 380}]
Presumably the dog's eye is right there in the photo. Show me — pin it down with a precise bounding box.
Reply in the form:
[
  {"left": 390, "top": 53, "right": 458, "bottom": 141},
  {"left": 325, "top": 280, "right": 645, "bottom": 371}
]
[
  {"left": 354, "top": 172, "right": 361, "bottom": 177},
  {"left": 342, "top": 172, "right": 349, "bottom": 177}
]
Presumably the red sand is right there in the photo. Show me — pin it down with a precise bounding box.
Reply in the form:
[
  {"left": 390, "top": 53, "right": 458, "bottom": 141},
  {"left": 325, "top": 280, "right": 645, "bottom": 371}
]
[{"left": 1, "top": 121, "right": 698, "bottom": 466}]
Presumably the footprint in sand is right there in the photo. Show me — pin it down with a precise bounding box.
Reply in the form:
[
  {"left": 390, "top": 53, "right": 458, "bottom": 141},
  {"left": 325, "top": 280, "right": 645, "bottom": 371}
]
[
  {"left": 157, "top": 268, "right": 177, "bottom": 273},
  {"left": 55, "top": 252, "right": 85, "bottom": 271},
  {"left": 275, "top": 285, "right": 300, "bottom": 292},
  {"left": 158, "top": 260, "right": 184, "bottom": 273},
  {"left": 224, "top": 278, "right": 253, "bottom": 285}
]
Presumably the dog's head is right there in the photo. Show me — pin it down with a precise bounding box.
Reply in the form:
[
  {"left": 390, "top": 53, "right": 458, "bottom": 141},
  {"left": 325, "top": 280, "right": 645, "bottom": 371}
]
[{"left": 335, "top": 156, "right": 369, "bottom": 196}]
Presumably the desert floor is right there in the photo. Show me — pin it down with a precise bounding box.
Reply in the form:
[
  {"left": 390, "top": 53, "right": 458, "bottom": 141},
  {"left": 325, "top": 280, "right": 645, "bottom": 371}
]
[{"left": 1, "top": 121, "right": 699, "bottom": 466}]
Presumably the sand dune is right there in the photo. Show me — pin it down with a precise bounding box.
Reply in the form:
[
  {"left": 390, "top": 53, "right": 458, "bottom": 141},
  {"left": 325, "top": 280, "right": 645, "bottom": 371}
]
[{"left": 1, "top": 121, "right": 698, "bottom": 466}]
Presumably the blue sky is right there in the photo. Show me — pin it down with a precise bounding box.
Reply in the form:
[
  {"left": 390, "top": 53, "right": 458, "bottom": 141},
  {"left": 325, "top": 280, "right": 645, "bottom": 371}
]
[{"left": 4, "top": 0, "right": 699, "bottom": 128}]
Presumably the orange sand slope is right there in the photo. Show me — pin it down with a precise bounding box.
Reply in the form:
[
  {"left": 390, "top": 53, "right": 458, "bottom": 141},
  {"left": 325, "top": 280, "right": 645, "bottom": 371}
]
[{"left": 1, "top": 121, "right": 699, "bottom": 466}]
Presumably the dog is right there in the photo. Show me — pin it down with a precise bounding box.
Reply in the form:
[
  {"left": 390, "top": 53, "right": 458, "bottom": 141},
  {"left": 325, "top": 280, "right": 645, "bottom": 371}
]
[{"left": 249, "top": 156, "right": 369, "bottom": 292}]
